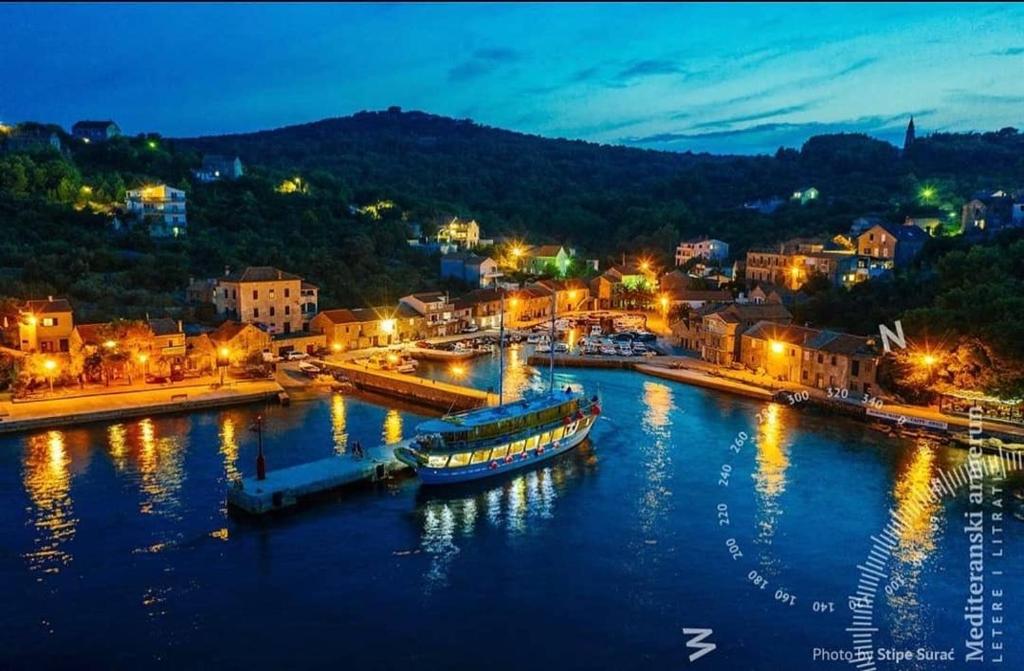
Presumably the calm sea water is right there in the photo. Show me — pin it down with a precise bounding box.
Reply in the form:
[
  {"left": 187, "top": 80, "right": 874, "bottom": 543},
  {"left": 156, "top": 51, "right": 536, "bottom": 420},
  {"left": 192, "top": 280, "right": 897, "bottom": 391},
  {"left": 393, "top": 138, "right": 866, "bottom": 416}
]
[{"left": 2, "top": 351, "right": 1021, "bottom": 670}]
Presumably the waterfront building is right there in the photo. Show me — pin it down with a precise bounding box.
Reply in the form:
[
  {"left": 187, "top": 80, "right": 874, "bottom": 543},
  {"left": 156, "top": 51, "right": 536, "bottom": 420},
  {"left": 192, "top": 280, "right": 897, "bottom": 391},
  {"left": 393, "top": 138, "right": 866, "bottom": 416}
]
[
  {"left": 440, "top": 253, "right": 501, "bottom": 287},
  {"left": 399, "top": 292, "right": 458, "bottom": 337},
  {"left": 212, "top": 266, "right": 317, "bottom": 335},
  {"left": 740, "top": 321, "right": 880, "bottom": 394},
  {"left": 18, "top": 298, "right": 75, "bottom": 353},
  {"left": 746, "top": 239, "right": 854, "bottom": 289},
  {"left": 674, "top": 237, "right": 729, "bottom": 266},
  {"left": 699, "top": 302, "right": 792, "bottom": 365},
  {"left": 124, "top": 184, "right": 187, "bottom": 237},
  {"left": 193, "top": 154, "right": 244, "bottom": 182},
  {"left": 665, "top": 288, "right": 733, "bottom": 311},
  {"left": 588, "top": 273, "right": 616, "bottom": 310},
  {"left": 208, "top": 321, "right": 270, "bottom": 364},
  {"left": 71, "top": 120, "right": 120, "bottom": 143},
  {"left": 532, "top": 279, "right": 589, "bottom": 314},
  {"left": 436, "top": 216, "right": 481, "bottom": 249},
  {"left": 147, "top": 318, "right": 187, "bottom": 375},
  {"left": 454, "top": 288, "right": 505, "bottom": 330}
]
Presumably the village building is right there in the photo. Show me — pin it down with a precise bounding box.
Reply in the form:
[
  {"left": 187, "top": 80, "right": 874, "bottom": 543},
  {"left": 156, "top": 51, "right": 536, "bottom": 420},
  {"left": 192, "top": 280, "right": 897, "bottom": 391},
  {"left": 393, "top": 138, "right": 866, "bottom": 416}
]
[
  {"left": 436, "top": 216, "right": 481, "bottom": 249},
  {"left": 791, "top": 186, "right": 819, "bottom": 204},
  {"left": 674, "top": 237, "right": 729, "bottom": 266},
  {"left": 524, "top": 245, "right": 573, "bottom": 276},
  {"left": 146, "top": 318, "right": 187, "bottom": 376},
  {"left": 71, "top": 120, "right": 121, "bottom": 143},
  {"left": 399, "top": 292, "right": 458, "bottom": 337},
  {"left": 533, "top": 279, "right": 589, "bottom": 314},
  {"left": 124, "top": 184, "right": 187, "bottom": 237},
  {"left": 740, "top": 321, "right": 880, "bottom": 394},
  {"left": 454, "top": 288, "right": 505, "bottom": 330},
  {"left": 193, "top": 154, "right": 244, "bottom": 182},
  {"left": 440, "top": 253, "right": 501, "bottom": 287},
  {"left": 18, "top": 298, "right": 75, "bottom": 353},
  {"left": 1, "top": 126, "right": 62, "bottom": 154},
  {"left": 856, "top": 222, "right": 927, "bottom": 268},
  {"left": 212, "top": 266, "right": 318, "bottom": 335},
  {"left": 698, "top": 303, "right": 793, "bottom": 365},
  {"left": 207, "top": 321, "right": 271, "bottom": 365}
]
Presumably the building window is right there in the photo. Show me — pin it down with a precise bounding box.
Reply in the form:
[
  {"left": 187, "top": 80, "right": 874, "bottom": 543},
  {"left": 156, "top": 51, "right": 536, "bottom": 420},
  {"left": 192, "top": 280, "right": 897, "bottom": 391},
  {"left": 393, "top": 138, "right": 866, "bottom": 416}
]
[
  {"left": 817, "top": 353, "right": 823, "bottom": 364},
  {"left": 42, "top": 317, "right": 58, "bottom": 327},
  {"left": 831, "top": 355, "right": 837, "bottom": 365},
  {"left": 270, "top": 306, "right": 276, "bottom": 317},
  {"left": 224, "top": 289, "right": 229, "bottom": 298},
  {"left": 285, "top": 305, "right": 290, "bottom": 315},
  {"left": 253, "top": 307, "right": 260, "bottom": 318},
  {"left": 252, "top": 290, "right": 258, "bottom": 300},
  {"left": 270, "top": 289, "right": 276, "bottom": 299},
  {"left": 802, "top": 370, "right": 808, "bottom": 380},
  {"left": 285, "top": 288, "right": 291, "bottom": 298},
  {"left": 852, "top": 360, "right": 860, "bottom": 376}
]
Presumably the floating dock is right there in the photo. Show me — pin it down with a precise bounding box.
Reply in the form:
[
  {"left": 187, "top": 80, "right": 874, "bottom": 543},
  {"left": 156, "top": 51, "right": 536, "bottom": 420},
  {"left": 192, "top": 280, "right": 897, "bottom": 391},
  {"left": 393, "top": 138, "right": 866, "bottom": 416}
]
[
  {"left": 227, "top": 443, "right": 410, "bottom": 515},
  {"left": 406, "top": 346, "right": 486, "bottom": 362},
  {"left": 320, "top": 361, "right": 497, "bottom": 411}
]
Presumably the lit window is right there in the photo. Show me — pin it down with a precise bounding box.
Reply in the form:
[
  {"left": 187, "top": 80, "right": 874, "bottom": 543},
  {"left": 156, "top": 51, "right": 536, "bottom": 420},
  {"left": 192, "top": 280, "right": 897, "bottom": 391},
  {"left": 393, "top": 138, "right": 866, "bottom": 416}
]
[
  {"left": 525, "top": 435, "right": 539, "bottom": 451},
  {"left": 448, "top": 453, "right": 470, "bottom": 467},
  {"left": 538, "top": 431, "right": 552, "bottom": 447},
  {"left": 470, "top": 449, "right": 490, "bottom": 464},
  {"left": 489, "top": 445, "right": 509, "bottom": 460},
  {"left": 427, "top": 455, "right": 449, "bottom": 468},
  {"left": 508, "top": 440, "right": 525, "bottom": 455}
]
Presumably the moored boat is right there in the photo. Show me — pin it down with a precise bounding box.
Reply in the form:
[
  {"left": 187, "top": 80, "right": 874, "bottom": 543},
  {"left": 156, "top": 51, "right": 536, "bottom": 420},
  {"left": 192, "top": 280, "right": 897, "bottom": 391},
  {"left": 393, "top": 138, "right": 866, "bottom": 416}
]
[{"left": 396, "top": 390, "right": 600, "bottom": 484}]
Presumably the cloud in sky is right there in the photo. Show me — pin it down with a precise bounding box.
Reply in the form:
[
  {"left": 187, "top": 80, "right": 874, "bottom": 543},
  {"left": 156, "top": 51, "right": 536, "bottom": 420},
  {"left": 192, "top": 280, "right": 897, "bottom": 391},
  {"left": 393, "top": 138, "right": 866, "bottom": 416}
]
[
  {"left": 1, "top": 3, "right": 1023, "bottom": 154},
  {"left": 448, "top": 46, "right": 522, "bottom": 81}
]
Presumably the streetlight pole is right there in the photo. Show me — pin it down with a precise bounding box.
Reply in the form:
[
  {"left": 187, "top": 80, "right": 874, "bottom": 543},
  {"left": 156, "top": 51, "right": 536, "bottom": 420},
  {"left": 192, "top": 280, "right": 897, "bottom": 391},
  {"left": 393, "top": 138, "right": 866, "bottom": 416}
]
[{"left": 253, "top": 413, "right": 266, "bottom": 480}]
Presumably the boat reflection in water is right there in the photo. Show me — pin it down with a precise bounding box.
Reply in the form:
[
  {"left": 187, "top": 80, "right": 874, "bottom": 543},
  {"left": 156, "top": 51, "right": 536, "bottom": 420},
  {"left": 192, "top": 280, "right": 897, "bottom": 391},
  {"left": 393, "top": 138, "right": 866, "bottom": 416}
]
[{"left": 413, "top": 441, "right": 597, "bottom": 592}]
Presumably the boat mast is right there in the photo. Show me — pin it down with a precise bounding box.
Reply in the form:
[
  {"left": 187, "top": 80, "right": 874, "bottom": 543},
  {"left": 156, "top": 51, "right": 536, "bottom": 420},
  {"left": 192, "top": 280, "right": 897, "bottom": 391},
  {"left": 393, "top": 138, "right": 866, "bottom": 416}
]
[
  {"left": 498, "top": 290, "right": 505, "bottom": 405},
  {"left": 548, "top": 288, "right": 556, "bottom": 394}
]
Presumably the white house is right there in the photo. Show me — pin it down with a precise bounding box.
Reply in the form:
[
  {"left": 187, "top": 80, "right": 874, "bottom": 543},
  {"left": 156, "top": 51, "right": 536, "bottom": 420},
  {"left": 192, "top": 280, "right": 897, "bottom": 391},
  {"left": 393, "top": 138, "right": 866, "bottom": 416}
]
[
  {"left": 674, "top": 237, "right": 729, "bottom": 266},
  {"left": 125, "top": 184, "right": 187, "bottom": 237}
]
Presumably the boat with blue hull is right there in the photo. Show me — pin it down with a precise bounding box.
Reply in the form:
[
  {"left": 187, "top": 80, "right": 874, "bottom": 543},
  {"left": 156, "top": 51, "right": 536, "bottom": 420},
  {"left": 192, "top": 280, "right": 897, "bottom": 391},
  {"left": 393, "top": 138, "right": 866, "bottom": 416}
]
[{"left": 395, "top": 390, "right": 600, "bottom": 485}]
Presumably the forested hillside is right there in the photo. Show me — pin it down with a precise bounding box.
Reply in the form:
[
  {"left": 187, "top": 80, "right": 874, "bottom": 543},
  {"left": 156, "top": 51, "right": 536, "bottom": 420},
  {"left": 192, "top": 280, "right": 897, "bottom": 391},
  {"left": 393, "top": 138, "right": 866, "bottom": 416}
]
[{"left": 2, "top": 110, "right": 1024, "bottom": 394}]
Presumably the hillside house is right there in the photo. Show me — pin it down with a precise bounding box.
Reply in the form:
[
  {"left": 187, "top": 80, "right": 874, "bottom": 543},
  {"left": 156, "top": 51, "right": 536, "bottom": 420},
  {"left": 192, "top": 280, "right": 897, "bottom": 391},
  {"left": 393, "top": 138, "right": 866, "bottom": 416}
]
[
  {"left": 125, "top": 184, "right": 187, "bottom": 237},
  {"left": 71, "top": 120, "right": 120, "bottom": 143},
  {"left": 193, "top": 154, "right": 244, "bottom": 182}
]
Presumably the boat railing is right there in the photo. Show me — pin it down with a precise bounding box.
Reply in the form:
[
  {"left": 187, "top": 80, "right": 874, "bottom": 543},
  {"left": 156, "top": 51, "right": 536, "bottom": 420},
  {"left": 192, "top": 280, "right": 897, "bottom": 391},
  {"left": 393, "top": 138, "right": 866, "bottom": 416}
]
[{"left": 421, "top": 396, "right": 598, "bottom": 454}]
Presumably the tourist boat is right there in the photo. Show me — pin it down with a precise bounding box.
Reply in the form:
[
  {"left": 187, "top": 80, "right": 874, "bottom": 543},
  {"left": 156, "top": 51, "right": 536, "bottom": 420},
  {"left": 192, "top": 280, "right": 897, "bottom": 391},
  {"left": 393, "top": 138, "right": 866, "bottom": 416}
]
[
  {"left": 395, "top": 389, "right": 601, "bottom": 484},
  {"left": 395, "top": 290, "right": 600, "bottom": 485}
]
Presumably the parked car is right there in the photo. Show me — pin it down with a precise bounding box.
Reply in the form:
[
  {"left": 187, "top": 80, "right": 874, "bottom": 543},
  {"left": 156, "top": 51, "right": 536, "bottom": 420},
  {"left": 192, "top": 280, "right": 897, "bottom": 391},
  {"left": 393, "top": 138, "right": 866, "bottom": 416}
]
[
  {"left": 461, "top": 324, "right": 480, "bottom": 333},
  {"left": 415, "top": 340, "right": 431, "bottom": 349},
  {"left": 285, "top": 350, "right": 309, "bottom": 361}
]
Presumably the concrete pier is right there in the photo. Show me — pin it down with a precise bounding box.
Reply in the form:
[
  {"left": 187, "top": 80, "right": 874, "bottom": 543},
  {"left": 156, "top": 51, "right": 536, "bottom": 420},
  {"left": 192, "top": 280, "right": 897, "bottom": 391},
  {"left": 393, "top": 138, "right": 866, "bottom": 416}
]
[
  {"left": 227, "top": 443, "right": 410, "bottom": 515},
  {"left": 320, "top": 361, "right": 497, "bottom": 411}
]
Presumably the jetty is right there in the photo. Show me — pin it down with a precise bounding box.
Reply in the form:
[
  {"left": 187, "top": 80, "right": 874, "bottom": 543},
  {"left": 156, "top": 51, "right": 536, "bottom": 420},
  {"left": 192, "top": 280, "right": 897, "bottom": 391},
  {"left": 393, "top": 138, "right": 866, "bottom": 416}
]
[
  {"left": 320, "top": 360, "right": 497, "bottom": 411},
  {"left": 406, "top": 346, "right": 484, "bottom": 362},
  {"left": 227, "top": 443, "right": 410, "bottom": 515}
]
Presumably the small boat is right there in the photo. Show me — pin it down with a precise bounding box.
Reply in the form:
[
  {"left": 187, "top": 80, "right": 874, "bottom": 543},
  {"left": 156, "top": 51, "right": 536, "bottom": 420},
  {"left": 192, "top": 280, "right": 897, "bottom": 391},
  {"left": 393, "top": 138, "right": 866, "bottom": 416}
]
[
  {"left": 536, "top": 343, "right": 552, "bottom": 354},
  {"left": 616, "top": 343, "right": 633, "bottom": 357},
  {"left": 554, "top": 342, "right": 569, "bottom": 354},
  {"left": 526, "top": 334, "right": 542, "bottom": 344},
  {"left": 599, "top": 344, "right": 617, "bottom": 356},
  {"left": 631, "top": 342, "right": 649, "bottom": 354}
]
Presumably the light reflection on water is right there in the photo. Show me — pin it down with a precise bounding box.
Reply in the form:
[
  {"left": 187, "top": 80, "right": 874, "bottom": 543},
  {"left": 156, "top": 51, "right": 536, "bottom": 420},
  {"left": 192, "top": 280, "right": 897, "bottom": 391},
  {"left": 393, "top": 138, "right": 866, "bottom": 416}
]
[
  {"left": 639, "top": 381, "right": 674, "bottom": 535},
  {"left": 136, "top": 418, "right": 186, "bottom": 519},
  {"left": 415, "top": 448, "right": 589, "bottom": 593},
  {"left": 22, "top": 430, "right": 76, "bottom": 575},
  {"left": 331, "top": 393, "right": 348, "bottom": 454}
]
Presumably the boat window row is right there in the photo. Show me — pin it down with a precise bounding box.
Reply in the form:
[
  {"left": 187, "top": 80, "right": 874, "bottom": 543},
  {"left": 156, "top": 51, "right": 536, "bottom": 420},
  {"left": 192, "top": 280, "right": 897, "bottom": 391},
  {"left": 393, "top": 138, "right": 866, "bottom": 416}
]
[{"left": 426, "top": 420, "right": 582, "bottom": 469}]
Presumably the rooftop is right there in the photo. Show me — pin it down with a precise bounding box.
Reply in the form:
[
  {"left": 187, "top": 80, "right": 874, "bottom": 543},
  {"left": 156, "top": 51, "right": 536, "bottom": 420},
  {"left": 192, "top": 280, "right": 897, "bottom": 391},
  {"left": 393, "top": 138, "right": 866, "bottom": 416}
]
[
  {"left": 223, "top": 266, "right": 302, "bottom": 283},
  {"left": 23, "top": 298, "right": 72, "bottom": 314}
]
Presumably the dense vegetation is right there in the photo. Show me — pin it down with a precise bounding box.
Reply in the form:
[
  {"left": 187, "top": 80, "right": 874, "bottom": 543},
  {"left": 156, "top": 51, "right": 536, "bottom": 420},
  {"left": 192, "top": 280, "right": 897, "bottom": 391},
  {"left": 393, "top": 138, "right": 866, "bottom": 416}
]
[{"left": 1, "top": 110, "right": 1023, "bottom": 393}]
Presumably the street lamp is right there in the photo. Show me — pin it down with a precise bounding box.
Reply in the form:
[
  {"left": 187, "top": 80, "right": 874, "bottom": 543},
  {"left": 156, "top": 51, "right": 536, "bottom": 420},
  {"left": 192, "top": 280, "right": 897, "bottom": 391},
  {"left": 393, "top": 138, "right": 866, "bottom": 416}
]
[
  {"left": 217, "top": 347, "right": 230, "bottom": 385},
  {"left": 658, "top": 293, "right": 669, "bottom": 315},
  {"left": 770, "top": 341, "right": 785, "bottom": 355},
  {"left": 450, "top": 364, "right": 466, "bottom": 379},
  {"left": 43, "top": 358, "right": 57, "bottom": 393}
]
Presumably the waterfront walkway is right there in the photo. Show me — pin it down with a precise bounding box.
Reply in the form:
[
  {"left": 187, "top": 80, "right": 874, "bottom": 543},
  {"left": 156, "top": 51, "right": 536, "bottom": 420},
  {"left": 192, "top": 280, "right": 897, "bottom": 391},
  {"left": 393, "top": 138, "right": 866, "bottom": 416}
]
[
  {"left": 0, "top": 379, "right": 283, "bottom": 434},
  {"left": 320, "top": 360, "right": 497, "bottom": 412}
]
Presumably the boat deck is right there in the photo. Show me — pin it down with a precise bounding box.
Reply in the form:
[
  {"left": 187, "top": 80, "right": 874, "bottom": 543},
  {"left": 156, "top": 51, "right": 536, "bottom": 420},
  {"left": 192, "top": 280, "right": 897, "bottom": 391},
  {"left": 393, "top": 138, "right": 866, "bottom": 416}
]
[{"left": 418, "top": 390, "right": 584, "bottom": 432}]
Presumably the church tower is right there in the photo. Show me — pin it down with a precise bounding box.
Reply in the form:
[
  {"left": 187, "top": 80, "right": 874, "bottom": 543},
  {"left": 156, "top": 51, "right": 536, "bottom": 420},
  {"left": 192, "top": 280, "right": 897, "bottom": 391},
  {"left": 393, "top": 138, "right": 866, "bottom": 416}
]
[{"left": 903, "top": 116, "right": 916, "bottom": 150}]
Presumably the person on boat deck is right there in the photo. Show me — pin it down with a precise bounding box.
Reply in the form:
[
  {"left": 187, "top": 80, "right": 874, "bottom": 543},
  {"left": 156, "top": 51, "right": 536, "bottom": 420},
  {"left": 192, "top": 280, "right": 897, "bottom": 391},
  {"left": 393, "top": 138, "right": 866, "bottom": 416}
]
[{"left": 564, "top": 385, "right": 573, "bottom": 394}]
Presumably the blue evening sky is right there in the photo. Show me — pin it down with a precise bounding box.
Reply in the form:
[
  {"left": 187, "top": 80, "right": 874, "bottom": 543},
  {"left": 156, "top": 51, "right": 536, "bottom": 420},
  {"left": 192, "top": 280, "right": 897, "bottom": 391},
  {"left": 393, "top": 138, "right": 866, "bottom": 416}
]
[{"left": 1, "top": 3, "right": 1022, "bottom": 154}]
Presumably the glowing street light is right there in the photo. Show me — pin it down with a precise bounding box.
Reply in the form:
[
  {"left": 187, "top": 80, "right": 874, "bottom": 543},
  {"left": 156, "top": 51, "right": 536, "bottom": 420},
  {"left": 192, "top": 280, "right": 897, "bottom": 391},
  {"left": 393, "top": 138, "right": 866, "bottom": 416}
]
[
  {"left": 921, "top": 354, "right": 937, "bottom": 367},
  {"left": 103, "top": 339, "right": 117, "bottom": 350},
  {"left": 450, "top": 364, "right": 466, "bottom": 379},
  {"left": 380, "top": 318, "right": 396, "bottom": 335},
  {"left": 43, "top": 358, "right": 57, "bottom": 392},
  {"left": 920, "top": 186, "right": 936, "bottom": 201},
  {"left": 331, "top": 342, "right": 342, "bottom": 353},
  {"left": 658, "top": 293, "right": 669, "bottom": 315},
  {"left": 217, "top": 347, "right": 231, "bottom": 385},
  {"left": 770, "top": 340, "right": 785, "bottom": 355}
]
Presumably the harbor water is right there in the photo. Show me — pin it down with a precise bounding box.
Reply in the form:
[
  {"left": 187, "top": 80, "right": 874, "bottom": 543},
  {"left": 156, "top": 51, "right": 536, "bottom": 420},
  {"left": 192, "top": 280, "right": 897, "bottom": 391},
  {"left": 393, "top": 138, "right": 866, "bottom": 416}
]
[{"left": 2, "top": 351, "right": 1021, "bottom": 669}]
